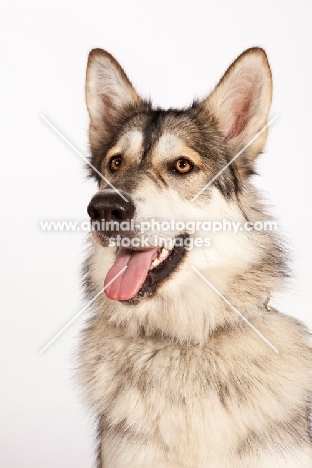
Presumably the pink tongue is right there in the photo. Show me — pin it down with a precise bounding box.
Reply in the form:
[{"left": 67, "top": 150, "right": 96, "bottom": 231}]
[{"left": 104, "top": 247, "right": 159, "bottom": 300}]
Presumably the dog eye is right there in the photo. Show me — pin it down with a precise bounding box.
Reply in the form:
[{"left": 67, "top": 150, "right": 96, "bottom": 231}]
[
  {"left": 173, "top": 158, "right": 193, "bottom": 174},
  {"left": 109, "top": 155, "right": 122, "bottom": 171}
]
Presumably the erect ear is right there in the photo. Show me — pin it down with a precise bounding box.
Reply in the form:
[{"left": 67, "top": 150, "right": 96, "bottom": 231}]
[
  {"left": 86, "top": 48, "right": 142, "bottom": 144},
  {"left": 204, "top": 48, "right": 272, "bottom": 176}
]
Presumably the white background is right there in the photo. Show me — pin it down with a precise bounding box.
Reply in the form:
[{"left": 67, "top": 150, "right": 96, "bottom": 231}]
[{"left": 1, "top": 1, "right": 311, "bottom": 467}]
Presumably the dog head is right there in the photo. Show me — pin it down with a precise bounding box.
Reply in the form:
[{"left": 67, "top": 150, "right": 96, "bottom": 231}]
[{"left": 85, "top": 48, "right": 276, "bottom": 339}]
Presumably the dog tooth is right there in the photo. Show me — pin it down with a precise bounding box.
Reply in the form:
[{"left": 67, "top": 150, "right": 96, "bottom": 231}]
[
  {"left": 159, "top": 248, "right": 169, "bottom": 259},
  {"left": 151, "top": 258, "right": 161, "bottom": 268}
]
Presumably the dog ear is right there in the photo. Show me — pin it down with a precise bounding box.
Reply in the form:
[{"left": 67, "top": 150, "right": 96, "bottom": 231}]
[
  {"left": 204, "top": 48, "right": 272, "bottom": 176},
  {"left": 86, "top": 49, "right": 142, "bottom": 143}
]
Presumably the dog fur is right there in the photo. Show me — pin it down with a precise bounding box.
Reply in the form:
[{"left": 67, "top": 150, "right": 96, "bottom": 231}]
[{"left": 79, "top": 47, "right": 312, "bottom": 467}]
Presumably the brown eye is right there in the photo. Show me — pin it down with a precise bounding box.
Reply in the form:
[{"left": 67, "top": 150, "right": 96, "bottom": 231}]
[
  {"left": 174, "top": 158, "right": 193, "bottom": 174},
  {"left": 109, "top": 155, "right": 122, "bottom": 171}
]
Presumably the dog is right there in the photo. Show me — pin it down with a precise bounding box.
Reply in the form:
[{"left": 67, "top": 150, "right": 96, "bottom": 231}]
[{"left": 79, "top": 47, "right": 312, "bottom": 467}]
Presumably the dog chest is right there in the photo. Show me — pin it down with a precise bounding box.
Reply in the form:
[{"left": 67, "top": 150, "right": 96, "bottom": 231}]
[{"left": 82, "top": 331, "right": 251, "bottom": 452}]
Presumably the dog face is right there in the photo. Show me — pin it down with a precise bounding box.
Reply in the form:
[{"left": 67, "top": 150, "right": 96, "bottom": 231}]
[{"left": 85, "top": 48, "right": 273, "bottom": 332}]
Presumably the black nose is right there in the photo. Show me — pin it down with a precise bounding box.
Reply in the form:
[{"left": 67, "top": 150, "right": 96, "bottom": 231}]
[{"left": 87, "top": 192, "right": 135, "bottom": 222}]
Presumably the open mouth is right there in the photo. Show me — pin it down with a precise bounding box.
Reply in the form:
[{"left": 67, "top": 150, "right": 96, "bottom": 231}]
[{"left": 104, "top": 236, "right": 187, "bottom": 303}]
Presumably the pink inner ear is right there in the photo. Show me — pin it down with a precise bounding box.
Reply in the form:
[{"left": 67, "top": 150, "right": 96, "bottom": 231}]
[
  {"left": 93, "top": 63, "right": 130, "bottom": 134},
  {"left": 101, "top": 93, "right": 120, "bottom": 133},
  {"left": 223, "top": 69, "right": 261, "bottom": 141},
  {"left": 224, "top": 97, "right": 251, "bottom": 140}
]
